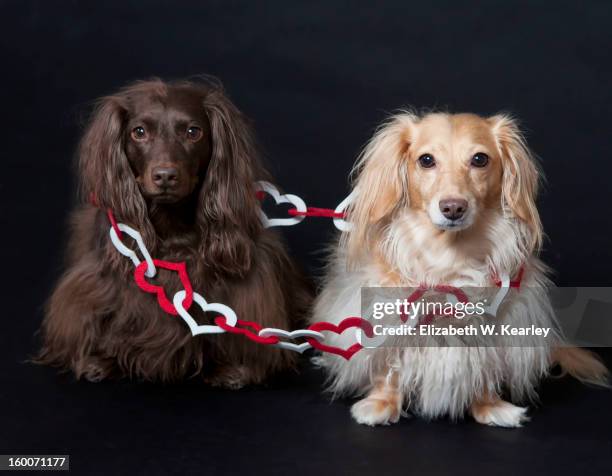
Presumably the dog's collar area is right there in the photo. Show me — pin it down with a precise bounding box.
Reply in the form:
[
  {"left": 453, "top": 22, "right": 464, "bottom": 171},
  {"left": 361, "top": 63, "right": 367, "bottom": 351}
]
[
  {"left": 494, "top": 266, "right": 524, "bottom": 289},
  {"left": 91, "top": 187, "right": 525, "bottom": 293},
  {"left": 89, "top": 193, "right": 123, "bottom": 240}
]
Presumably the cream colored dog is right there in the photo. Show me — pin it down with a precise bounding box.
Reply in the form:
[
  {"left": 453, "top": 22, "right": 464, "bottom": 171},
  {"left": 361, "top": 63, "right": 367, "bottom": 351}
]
[{"left": 311, "top": 112, "right": 608, "bottom": 427}]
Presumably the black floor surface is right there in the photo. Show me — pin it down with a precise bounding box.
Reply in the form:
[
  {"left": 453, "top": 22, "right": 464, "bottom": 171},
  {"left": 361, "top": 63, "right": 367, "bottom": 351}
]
[{"left": 2, "top": 355, "right": 611, "bottom": 475}]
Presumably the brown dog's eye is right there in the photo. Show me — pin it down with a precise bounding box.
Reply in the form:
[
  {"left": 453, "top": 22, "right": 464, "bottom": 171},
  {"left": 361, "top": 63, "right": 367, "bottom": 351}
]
[
  {"left": 471, "top": 153, "right": 489, "bottom": 168},
  {"left": 418, "top": 154, "right": 436, "bottom": 168},
  {"left": 186, "top": 126, "right": 203, "bottom": 142},
  {"left": 131, "top": 126, "right": 147, "bottom": 141}
]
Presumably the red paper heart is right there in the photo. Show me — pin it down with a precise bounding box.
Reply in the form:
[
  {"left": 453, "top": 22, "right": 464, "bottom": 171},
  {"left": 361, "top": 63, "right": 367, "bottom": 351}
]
[
  {"left": 400, "top": 285, "right": 469, "bottom": 322},
  {"left": 418, "top": 285, "right": 469, "bottom": 325},
  {"left": 134, "top": 259, "right": 193, "bottom": 316},
  {"left": 432, "top": 285, "right": 468, "bottom": 303},
  {"left": 399, "top": 287, "right": 428, "bottom": 322},
  {"left": 306, "top": 317, "right": 374, "bottom": 360},
  {"left": 214, "top": 317, "right": 279, "bottom": 345}
]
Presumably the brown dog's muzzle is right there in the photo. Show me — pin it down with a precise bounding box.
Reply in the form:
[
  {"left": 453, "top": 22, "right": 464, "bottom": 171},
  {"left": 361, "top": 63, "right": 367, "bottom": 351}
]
[{"left": 151, "top": 166, "right": 179, "bottom": 191}]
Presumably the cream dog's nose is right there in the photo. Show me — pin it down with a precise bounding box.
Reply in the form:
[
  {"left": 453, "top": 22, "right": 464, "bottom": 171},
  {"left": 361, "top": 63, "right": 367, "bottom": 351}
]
[{"left": 439, "top": 198, "right": 468, "bottom": 220}]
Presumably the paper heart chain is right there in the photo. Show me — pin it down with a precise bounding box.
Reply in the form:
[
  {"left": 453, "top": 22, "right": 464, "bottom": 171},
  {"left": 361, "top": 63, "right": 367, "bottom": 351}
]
[
  {"left": 134, "top": 259, "right": 193, "bottom": 315},
  {"left": 104, "top": 190, "right": 520, "bottom": 361},
  {"left": 255, "top": 181, "right": 354, "bottom": 231},
  {"left": 106, "top": 210, "right": 372, "bottom": 360},
  {"left": 307, "top": 318, "right": 375, "bottom": 360}
]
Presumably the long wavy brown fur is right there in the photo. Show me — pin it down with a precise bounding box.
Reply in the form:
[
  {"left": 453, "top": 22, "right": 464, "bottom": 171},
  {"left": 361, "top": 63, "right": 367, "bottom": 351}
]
[{"left": 36, "top": 78, "right": 312, "bottom": 387}]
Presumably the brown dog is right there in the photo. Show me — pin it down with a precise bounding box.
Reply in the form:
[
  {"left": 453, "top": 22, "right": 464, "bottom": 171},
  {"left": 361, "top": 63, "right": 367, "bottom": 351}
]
[{"left": 37, "top": 78, "right": 311, "bottom": 387}]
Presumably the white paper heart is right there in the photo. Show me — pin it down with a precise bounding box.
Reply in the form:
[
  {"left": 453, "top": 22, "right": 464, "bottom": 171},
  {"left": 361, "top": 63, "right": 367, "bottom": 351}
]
[
  {"left": 259, "top": 328, "right": 325, "bottom": 353},
  {"left": 173, "top": 290, "right": 238, "bottom": 335},
  {"left": 109, "top": 223, "right": 156, "bottom": 278},
  {"left": 485, "top": 272, "right": 511, "bottom": 317},
  {"left": 255, "top": 181, "right": 307, "bottom": 227},
  {"left": 333, "top": 189, "right": 357, "bottom": 232}
]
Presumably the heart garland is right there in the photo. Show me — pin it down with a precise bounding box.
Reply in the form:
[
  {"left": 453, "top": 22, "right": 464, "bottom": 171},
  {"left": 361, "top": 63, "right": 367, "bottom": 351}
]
[
  {"left": 109, "top": 223, "right": 156, "bottom": 278},
  {"left": 332, "top": 189, "right": 356, "bottom": 232},
  {"left": 255, "top": 181, "right": 307, "bottom": 227},
  {"left": 306, "top": 317, "right": 374, "bottom": 360},
  {"left": 134, "top": 259, "right": 193, "bottom": 315},
  {"left": 255, "top": 180, "right": 355, "bottom": 232},
  {"left": 259, "top": 328, "right": 325, "bottom": 353},
  {"left": 213, "top": 316, "right": 280, "bottom": 345},
  {"left": 485, "top": 272, "right": 510, "bottom": 316},
  {"left": 106, "top": 205, "right": 521, "bottom": 363},
  {"left": 173, "top": 290, "right": 238, "bottom": 335}
]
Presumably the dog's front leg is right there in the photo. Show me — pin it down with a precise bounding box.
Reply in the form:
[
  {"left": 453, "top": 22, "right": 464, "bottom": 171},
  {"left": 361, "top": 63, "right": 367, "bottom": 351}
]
[
  {"left": 470, "top": 392, "right": 529, "bottom": 428},
  {"left": 350, "top": 369, "right": 404, "bottom": 426}
]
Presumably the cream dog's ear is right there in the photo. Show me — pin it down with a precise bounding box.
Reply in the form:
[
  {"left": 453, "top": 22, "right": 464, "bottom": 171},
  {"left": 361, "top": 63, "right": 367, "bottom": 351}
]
[
  {"left": 346, "top": 113, "right": 415, "bottom": 261},
  {"left": 489, "top": 114, "right": 543, "bottom": 252}
]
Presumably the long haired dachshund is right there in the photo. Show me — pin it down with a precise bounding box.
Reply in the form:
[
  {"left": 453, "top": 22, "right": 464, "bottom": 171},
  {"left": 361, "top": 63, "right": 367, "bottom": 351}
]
[
  {"left": 311, "top": 112, "right": 608, "bottom": 426},
  {"left": 38, "top": 78, "right": 311, "bottom": 387}
]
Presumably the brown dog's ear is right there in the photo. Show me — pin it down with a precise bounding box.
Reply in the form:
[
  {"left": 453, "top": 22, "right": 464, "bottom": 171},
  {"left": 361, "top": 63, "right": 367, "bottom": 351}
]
[
  {"left": 78, "top": 95, "right": 150, "bottom": 232},
  {"left": 345, "top": 113, "right": 414, "bottom": 262},
  {"left": 489, "top": 114, "right": 543, "bottom": 252},
  {"left": 197, "top": 87, "right": 262, "bottom": 277}
]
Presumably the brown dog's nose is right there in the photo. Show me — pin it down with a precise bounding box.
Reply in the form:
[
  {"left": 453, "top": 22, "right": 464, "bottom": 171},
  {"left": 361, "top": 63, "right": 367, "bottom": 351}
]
[
  {"left": 152, "top": 167, "right": 178, "bottom": 189},
  {"left": 439, "top": 198, "right": 468, "bottom": 220}
]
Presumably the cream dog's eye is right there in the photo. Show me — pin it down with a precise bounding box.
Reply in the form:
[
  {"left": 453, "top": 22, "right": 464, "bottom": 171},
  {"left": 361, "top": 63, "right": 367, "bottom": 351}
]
[
  {"left": 471, "top": 153, "right": 489, "bottom": 167},
  {"left": 418, "top": 154, "right": 436, "bottom": 168}
]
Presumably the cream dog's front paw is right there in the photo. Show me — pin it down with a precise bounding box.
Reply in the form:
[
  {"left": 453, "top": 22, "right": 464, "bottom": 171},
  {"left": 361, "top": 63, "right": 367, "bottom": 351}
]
[
  {"left": 351, "top": 395, "right": 402, "bottom": 426},
  {"left": 471, "top": 397, "right": 529, "bottom": 428}
]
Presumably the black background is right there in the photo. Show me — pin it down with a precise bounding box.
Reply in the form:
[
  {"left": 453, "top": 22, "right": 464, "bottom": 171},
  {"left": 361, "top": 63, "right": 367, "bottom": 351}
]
[{"left": 1, "top": 1, "right": 611, "bottom": 475}]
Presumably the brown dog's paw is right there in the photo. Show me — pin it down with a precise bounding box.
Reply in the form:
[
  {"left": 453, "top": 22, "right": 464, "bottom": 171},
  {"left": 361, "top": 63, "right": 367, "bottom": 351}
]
[
  {"left": 79, "top": 361, "right": 110, "bottom": 382},
  {"left": 205, "top": 365, "right": 256, "bottom": 390}
]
